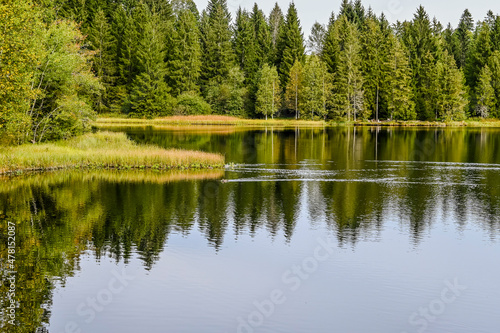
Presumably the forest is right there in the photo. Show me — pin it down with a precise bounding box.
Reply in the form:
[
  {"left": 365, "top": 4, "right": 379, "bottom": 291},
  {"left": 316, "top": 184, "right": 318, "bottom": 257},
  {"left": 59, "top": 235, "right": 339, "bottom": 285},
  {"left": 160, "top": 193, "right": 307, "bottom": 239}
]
[{"left": 2, "top": 0, "right": 500, "bottom": 143}]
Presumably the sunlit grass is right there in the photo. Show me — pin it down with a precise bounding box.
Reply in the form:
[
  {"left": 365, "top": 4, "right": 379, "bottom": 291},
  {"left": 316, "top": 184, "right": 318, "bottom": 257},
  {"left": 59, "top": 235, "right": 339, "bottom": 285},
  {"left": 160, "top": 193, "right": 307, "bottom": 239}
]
[
  {"left": 0, "top": 132, "right": 225, "bottom": 174},
  {"left": 94, "top": 115, "right": 327, "bottom": 127}
]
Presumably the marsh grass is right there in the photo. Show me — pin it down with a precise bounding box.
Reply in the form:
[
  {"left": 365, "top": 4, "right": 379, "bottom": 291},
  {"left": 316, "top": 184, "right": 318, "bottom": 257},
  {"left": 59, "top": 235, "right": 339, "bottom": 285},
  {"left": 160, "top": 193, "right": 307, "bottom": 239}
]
[
  {"left": 0, "top": 132, "right": 224, "bottom": 174},
  {"left": 95, "top": 115, "right": 327, "bottom": 127}
]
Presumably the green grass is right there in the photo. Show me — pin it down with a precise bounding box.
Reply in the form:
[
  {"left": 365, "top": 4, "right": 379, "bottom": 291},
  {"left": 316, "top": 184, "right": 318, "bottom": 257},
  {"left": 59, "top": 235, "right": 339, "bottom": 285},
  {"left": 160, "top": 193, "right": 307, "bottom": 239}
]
[{"left": 0, "top": 132, "right": 225, "bottom": 174}]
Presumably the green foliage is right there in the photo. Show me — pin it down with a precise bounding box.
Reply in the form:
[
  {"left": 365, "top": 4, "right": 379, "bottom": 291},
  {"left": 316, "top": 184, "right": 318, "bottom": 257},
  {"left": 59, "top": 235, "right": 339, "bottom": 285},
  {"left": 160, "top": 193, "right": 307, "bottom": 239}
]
[
  {"left": 0, "top": 0, "right": 41, "bottom": 143},
  {"left": 29, "top": 19, "right": 101, "bottom": 142},
  {"left": 284, "top": 60, "right": 304, "bottom": 119},
  {"left": 174, "top": 92, "right": 212, "bottom": 115},
  {"left": 166, "top": 7, "right": 202, "bottom": 96},
  {"left": 277, "top": 2, "right": 305, "bottom": 87},
  {"left": 206, "top": 67, "right": 247, "bottom": 116},
  {"left": 302, "top": 56, "right": 331, "bottom": 120},
  {"left": 255, "top": 64, "right": 281, "bottom": 119},
  {"left": 475, "top": 65, "right": 495, "bottom": 118}
]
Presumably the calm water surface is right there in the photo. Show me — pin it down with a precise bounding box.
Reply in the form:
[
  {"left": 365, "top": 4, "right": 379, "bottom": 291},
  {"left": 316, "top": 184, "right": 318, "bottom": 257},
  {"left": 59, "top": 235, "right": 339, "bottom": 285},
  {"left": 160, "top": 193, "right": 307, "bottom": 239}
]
[{"left": 1, "top": 126, "right": 500, "bottom": 333}]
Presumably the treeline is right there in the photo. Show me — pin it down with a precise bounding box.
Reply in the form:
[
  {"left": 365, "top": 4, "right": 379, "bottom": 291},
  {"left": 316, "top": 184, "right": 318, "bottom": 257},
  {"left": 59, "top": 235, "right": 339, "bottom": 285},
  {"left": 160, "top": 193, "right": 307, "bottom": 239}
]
[{"left": 2, "top": 1, "right": 500, "bottom": 143}]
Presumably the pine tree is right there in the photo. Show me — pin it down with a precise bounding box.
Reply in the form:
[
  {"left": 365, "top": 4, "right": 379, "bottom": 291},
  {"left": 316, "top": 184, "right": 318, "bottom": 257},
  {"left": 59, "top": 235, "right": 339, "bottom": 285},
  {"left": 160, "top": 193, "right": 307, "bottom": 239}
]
[
  {"left": 435, "top": 52, "right": 468, "bottom": 121},
  {"left": 307, "top": 22, "right": 326, "bottom": 55},
  {"left": 466, "top": 21, "right": 493, "bottom": 88},
  {"left": 129, "top": 4, "right": 173, "bottom": 117},
  {"left": 276, "top": 2, "right": 305, "bottom": 87},
  {"left": 88, "top": 8, "right": 116, "bottom": 113},
  {"left": 284, "top": 60, "right": 304, "bottom": 119},
  {"left": 475, "top": 65, "right": 495, "bottom": 118},
  {"left": 166, "top": 7, "right": 202, "bottom": 96},
  {"left": 233, "top": 8, "right": 258, "bottom": 84},
  {"left": 251, "top": 4, "right": 271, "bottom": 67},
  {"left": 387, "top": 36, "right": 415, "bottom": 120},
  {"left": 200, "top": 0, "right": 235, "bottom": 86},
  {"left": 322, "top": 12, "right": 338, "bottom": 74},
  {"left": 268, "top": 3, "right": 285, "bottom": 65},
  {"left": 302, "top": 55, "right": 331, "bottom": 120},
  {"left": 360, "top": 16, "right": 389, "bottom": 120},
  {"left": 455, "top": 9, "right": 474, "bottom": 68},
  {"left": 255, "top": 64, "right": 281, "bottom": 120}
]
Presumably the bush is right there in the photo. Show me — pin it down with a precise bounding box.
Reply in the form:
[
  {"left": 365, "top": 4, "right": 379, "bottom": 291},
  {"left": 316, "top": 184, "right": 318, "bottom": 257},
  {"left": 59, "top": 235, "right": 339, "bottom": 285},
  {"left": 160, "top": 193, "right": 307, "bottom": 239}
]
[{"left": 173, "top": 92, "right": 212, "bottom": 115}]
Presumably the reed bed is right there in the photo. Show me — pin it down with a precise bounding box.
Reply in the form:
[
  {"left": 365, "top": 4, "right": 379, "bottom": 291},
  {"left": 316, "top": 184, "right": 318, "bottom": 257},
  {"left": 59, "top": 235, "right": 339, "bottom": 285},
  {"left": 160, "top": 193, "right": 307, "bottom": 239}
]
[{"left": 0, "top": 132, "right": 225, "bottom": 174}]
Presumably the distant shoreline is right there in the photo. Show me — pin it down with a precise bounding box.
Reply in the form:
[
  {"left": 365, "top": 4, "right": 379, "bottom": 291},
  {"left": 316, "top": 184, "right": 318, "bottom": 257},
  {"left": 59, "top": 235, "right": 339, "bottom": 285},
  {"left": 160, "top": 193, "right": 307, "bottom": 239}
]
[{"left": 94, "top": 116, "right": 500, "bottom": 128}]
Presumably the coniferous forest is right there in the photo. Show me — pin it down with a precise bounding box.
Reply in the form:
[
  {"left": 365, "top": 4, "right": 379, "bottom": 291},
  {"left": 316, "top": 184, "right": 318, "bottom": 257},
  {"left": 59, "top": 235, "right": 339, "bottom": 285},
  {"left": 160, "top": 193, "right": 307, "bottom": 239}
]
[{"left": 3, "top": 0, "right": 500, "bottom": 143}]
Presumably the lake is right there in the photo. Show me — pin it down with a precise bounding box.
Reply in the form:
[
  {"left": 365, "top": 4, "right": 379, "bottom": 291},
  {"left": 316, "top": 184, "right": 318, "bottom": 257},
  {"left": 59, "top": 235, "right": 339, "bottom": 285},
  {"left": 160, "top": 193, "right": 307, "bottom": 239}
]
[{"left": 1, "top": 126, "right": 499, "bottom": 333}]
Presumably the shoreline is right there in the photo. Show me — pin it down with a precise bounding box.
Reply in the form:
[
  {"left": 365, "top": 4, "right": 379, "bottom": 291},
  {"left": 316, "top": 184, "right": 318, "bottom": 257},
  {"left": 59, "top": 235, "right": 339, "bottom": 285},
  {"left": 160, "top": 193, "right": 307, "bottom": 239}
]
[
  {"left": 0, "top": 132, "right": 225, "bottom": 175},
  {"left": 93, "top": 116, "right": 500, "bottom": 128}
]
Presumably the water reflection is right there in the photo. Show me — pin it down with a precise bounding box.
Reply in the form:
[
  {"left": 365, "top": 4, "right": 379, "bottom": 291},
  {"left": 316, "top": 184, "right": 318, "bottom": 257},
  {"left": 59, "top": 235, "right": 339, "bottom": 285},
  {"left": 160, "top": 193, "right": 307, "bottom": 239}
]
[{"left": 1, "top": 127, "right": 500, "bottom": 331}]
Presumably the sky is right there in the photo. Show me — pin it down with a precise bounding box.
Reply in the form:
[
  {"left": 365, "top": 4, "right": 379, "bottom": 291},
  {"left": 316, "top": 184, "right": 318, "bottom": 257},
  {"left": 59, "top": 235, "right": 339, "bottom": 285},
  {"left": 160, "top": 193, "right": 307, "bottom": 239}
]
[{"left": 193, "top": 0, "right": 499, "bottom": 37}]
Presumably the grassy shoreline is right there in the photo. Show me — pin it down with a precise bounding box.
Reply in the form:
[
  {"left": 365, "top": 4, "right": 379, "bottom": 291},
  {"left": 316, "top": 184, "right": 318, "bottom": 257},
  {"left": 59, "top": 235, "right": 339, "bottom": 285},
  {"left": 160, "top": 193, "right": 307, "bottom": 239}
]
[
  {"left": 0, "top": 132, "right": 224, "bottom": 175},
  {"left": 94, "top": 115, "right": 500, "bottom": 128}
]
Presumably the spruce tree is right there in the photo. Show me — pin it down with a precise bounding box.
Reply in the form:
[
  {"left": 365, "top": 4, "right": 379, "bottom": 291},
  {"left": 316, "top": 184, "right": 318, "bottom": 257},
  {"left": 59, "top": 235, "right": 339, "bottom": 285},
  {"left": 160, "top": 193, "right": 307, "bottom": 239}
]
[
  {"left": 488, "top": 51, "right": 500, "bottom": 117},
  {"left": 307, "top": 22, "right": 326, "bottom": 55},
  {"left": 200, "top": 0, "right": 235, "bottom": 86},
  {"left": 251, "top": 4, "right": 271, "bottom": 67},
  {"left": 268, "top": 3, "right": 285, "bottom": 65},
  {"left": 88, "top": 8, "right": 116, "bottom": 113},
  {"left": 455, "top": 9, "right": 474, "bottom": 68},
  {"left": 255, "top": 64, "right": 281, "bottom": 120},
  {"left": 322, "top": 12, "right": 338, "bottom": 74},
  {"left": 435, "top": 52, "right": 468, "bottom": 121},
  {"left": 387, "top": 36, "right": 415, "bottom": 120},
  {"left": 276, "top": 2, "right": 305, "bottom": 87},
  {"left": 166, "top": 7, "right": 202, "bottom": 96}
]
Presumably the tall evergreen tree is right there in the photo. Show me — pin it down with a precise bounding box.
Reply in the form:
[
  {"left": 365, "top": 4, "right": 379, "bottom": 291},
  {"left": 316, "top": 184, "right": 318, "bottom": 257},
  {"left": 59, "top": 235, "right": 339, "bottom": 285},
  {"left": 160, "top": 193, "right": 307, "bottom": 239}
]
[
  {"left": 200, "top": 0, "right": 235, "bottom": 87},
  {"left": 166, "top": 7, "right": 202, "bottom": 96},
  {"left": 88, "top": 8, "right": 116, "bottom": 113},
  {"left": 251, "top": 4, "right": 271, "bottom": 67},
  {"left": 307, "top": 22, "right": 326, "bottom": 55},
  {"left": 387, "top": 36, "right": 415, "bottom": 120},
  {"left": 268, "top": 2, "right": 285, "bottom": 65},
  {"left": 276, "top": 2, "right": 305, "bottom": 87},
  {"left": 435, "top": 52, "right": 468, "bottom": 120},
  {"left": 455, "top": 9, "right": 474, "bottom": 68}
]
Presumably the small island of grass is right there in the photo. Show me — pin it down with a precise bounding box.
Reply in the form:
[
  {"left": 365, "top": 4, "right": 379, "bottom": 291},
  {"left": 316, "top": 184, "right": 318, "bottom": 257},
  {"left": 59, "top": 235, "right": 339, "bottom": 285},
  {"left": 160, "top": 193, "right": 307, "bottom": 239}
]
[{"left": 0, "top": 132, "right": 224, "bottom": 175}]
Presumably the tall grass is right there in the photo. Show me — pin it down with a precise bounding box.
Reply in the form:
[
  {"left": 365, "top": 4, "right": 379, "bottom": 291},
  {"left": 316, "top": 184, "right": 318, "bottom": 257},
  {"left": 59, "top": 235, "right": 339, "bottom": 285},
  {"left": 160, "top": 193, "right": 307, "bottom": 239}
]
[
  {"left": 0, "top": 132, "right": 225, "bottom": 174},
  {"left": 95, "top": 115, "right": 327, "bottom": 127}
]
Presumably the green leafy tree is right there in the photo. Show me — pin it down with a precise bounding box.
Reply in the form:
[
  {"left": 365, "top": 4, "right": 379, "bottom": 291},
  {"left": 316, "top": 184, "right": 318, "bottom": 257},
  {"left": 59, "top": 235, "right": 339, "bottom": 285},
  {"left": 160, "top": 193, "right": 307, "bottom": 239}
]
[
  {"left": 0, "top": 0, "right": 41, "bottom": 143},
  {"left": 255, "top": 64, "right": 281, "bottom": 120},
  {"left": 475, "top": 65, "right": 495, "bottom": 118},
  {"left": 206, "top": 67, "right": 247, "bottom": 116},
  {"left": 488, "top": 51, "right": 500, "bottom": 117},
  {"left": 29, "top": 20, "right": 101, "bottom": 142},
  {"left": 307, "top": 22, "right": 326, "bottom": 55},
  {"left": 302, "top": 55, "right": 331, "bottom": 120},
  {"left": 435, "top": 52, "right": 468, "bottom": 121},
  {"left": 285, "top": 60, "right": 304, "bottom": 119}
]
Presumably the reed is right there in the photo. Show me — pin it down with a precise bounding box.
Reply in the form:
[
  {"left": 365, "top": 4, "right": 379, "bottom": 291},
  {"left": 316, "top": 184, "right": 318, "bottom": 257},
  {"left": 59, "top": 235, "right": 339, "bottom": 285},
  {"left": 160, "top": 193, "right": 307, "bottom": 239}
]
[{"left": 0, "top": 132, "right": 225, "bottom": 174}]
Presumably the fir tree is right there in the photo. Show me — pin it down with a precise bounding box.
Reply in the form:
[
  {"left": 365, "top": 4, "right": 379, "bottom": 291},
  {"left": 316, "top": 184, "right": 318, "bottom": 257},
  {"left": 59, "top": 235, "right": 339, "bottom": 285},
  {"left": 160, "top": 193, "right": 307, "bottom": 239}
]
[
  {"left": 251, "top": 4, "right": 271, "bottom": 67},
  {"left": 200, "top": 0, "right": 235, "bottom": 86},
  {"left": 88, "top": 8, "right": 116, "bottom": 113},
  {"left": 277, "top": 2, "right": 305, "bottom": 87},
  {"left": 307, "top": 22, "right": 326, "bottom": 55},
  {"left": 387, "top": 36, "right": 415, "bottom": 120},
  {"left": 455, "top": 9, "right": 474, "bottom": 68},
  {"left": 435, "top": 52, "right": 468, "bottom": 121},
  {"left": 268, "top": 3, "right": 285, "bottom": 65},
  {"left": 166, "top": 7, "right": 202, "bottom": 96}
]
